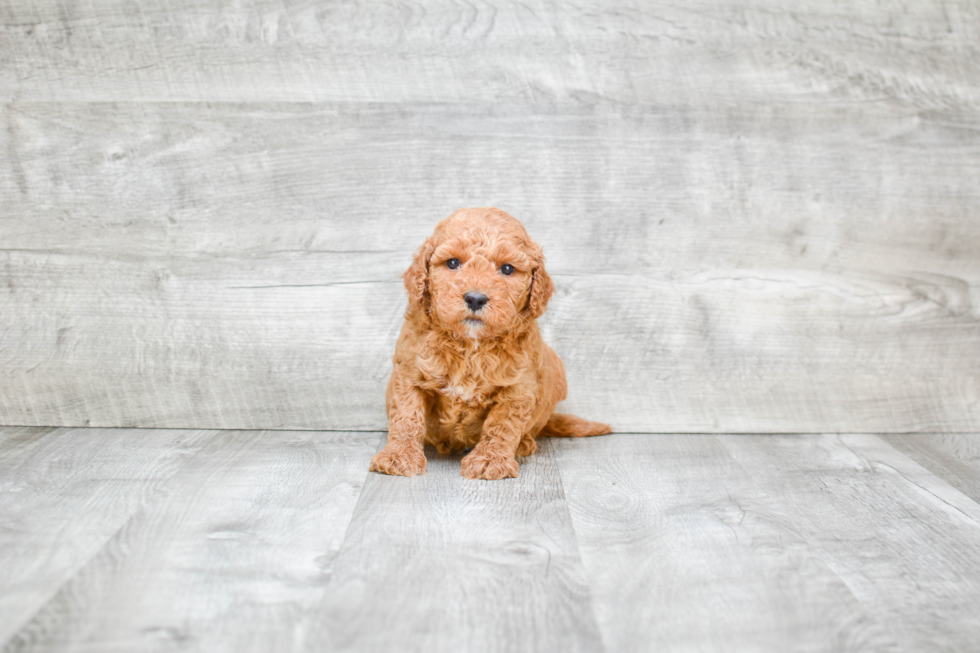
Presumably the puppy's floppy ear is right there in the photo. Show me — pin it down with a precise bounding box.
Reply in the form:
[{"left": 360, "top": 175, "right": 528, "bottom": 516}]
[
  {"left": 525, "top": 258, "right": 555, "bottom": 319},
  {"left": 403, "top": 236, "right": 436, "bottom": 312}
]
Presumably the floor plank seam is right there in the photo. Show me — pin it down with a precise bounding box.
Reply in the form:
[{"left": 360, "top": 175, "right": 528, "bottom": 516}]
[
  {"left": 546, "top": 439, "right": 612, "bottom": 653},
  {"left": 0, "top": 429, "right": 225, "bottom": 648}
]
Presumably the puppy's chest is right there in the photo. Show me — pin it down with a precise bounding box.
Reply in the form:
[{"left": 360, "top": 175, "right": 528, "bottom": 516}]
[
  {"left": 419, "top": 360, "right": 500, "bottom": 407},
  {"left": 424, "top": 372, "right": 497, "bottom": 407},
  {"left": 435, "top": 382, "right": 492, "bottom": 407}
]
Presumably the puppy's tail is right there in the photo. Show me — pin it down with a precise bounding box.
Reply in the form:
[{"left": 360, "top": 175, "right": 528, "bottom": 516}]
[{"left": 538, "top": 413, "right": 612, "bottom": 438}]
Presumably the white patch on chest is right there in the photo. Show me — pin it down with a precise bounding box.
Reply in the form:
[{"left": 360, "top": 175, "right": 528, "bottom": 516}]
[{"left": 438, "top": 383, "right": 483, "bottom": 404}]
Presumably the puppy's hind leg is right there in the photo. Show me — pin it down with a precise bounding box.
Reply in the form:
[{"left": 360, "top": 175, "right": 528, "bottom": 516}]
[
  {"left": 514, "top": 413, "right": 605, "bottom": 458},
  {"left": 515, "top": 433, "right": 538, "bottom": 457}
]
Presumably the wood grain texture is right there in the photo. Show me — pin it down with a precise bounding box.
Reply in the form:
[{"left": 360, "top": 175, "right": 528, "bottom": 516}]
[
  {"left": 2, "top": 429, "right": 378, "bottom": 653},
  {"left": 2, "top": 101, "right": 979, "bottom": 431},
  {"left": 0, "top": 247, "right": 404, "bottom": 430},
  {"left": 3, "top": 0, "right": 980, "bottom": 432},
  {"left": 304, "top": 439, "right": 603, "bottom": 653},
  {"left": 717, "top": 433, "right": 980, "bottom": 653},
  {"left": 884, "top": 433, "right": 980, "bottom": 503},
  {"left": 0, "top": 427, "right": 216, "bottom": 644},
  {"left": 5, "top": 102, "right": 980, "bottom": 262},
  {"left": 2, "top": 1, "right": 979, "bottom": 105},
  {"left": 6, "top": 428, "right": 980, "bottom": 652},
  {"left": 0, "top": 427, "right": 58, "bottom": 456},
  {"left": 554, "top": 433, "right": 898, "bottom": 652}
]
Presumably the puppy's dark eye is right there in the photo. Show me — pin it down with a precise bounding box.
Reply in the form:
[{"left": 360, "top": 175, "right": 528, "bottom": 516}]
[
  {"left": 500, "top": 264, "right": 515, "bottom": 276},
  {"left": 446, "top": 258, "right": 460, "bottom": 270}
]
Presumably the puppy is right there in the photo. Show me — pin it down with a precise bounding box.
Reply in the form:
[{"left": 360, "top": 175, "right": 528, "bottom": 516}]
[{"left": 370, "top": 207, "right": 611, "bottom": 480}]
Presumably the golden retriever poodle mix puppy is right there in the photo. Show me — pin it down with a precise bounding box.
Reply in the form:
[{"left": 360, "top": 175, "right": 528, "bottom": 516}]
[{"left": 370, "top": 207, "right": 611, "bottom": 480}]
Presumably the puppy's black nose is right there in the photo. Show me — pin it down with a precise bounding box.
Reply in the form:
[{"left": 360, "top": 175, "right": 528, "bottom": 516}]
[{"left": 464, "top": 292, "right": 489, "bottom": 312}]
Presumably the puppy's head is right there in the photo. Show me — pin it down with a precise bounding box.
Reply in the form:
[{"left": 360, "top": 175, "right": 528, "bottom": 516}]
[{"left": 403, "top": 207, "right": 554, "bottom": 339}]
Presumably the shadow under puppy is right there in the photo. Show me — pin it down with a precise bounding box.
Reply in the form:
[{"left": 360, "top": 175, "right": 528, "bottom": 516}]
[{"left": 371, "top": 207, "right": 611, "bottom": 480}]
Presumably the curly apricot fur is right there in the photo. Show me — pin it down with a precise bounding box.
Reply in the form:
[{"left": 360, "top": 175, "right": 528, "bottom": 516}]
[{"left": 372, "top": 208, "right": 611, "bottom": 480}]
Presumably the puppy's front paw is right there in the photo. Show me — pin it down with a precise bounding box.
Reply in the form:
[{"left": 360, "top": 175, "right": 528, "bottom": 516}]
[
  {"left": 461, "top": 449, "right": 519, "bottom": 480},
  {"left": 370, "top": 443, "right": 427, "bottom": 477}
]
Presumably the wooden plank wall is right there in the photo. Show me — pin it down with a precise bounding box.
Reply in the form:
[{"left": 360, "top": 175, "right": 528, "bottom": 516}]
[{"left": 1, "top": 0, "right": 979, "bottom": 432}]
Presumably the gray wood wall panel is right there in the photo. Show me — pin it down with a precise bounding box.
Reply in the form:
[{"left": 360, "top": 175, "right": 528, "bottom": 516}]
[
  {"left": 2, "top": 1, "right": 979, "bottom": 105},
  {"left": 2, "top": 1, "right": 979, "bottom": 431}
]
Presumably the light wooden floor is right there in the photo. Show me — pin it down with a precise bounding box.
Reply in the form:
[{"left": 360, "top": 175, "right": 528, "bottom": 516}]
[{"left": 2, "top": 427, "right": 979, "bottom": 652}]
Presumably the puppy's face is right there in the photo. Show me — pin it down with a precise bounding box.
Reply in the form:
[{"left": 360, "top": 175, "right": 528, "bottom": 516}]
[{"left": 404, "top": 208, "right": 554, "bottom": 340}]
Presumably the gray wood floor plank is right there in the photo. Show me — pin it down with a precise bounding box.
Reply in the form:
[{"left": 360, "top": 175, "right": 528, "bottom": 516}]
[
  {"left": 717, "top": 433, "right": 980, "bottom": 652},
  {"left": 3, "top": 101, "right": 979, "bottom": 432},
  {"left": 2, "top": 1, "right": 978, "bottom": 105},
  {"left": 553, "top": 433, "right": 896, "bottom": 653},
  {"left": 304, "top": 439, "right": 603, "bottom": 653},
  {"left": 0, "top": 427, "right": 217, "bottom": 644},
  {"left": 2, "top": 430, "right": 379, "bottom": 653},
  {"left": 0, "top": 427, "right": 58, "bottom": 458},
  {"left": 883, "top": 433, "right": 980, "bottom": 503},
  {"left": 4, "top": 429, "right": 980, "bottom": 651}
]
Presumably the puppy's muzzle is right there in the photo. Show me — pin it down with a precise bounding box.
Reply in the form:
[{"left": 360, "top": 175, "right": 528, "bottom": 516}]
[{"left": 464, "top": 292, "right": 489, "bottom": 312}]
